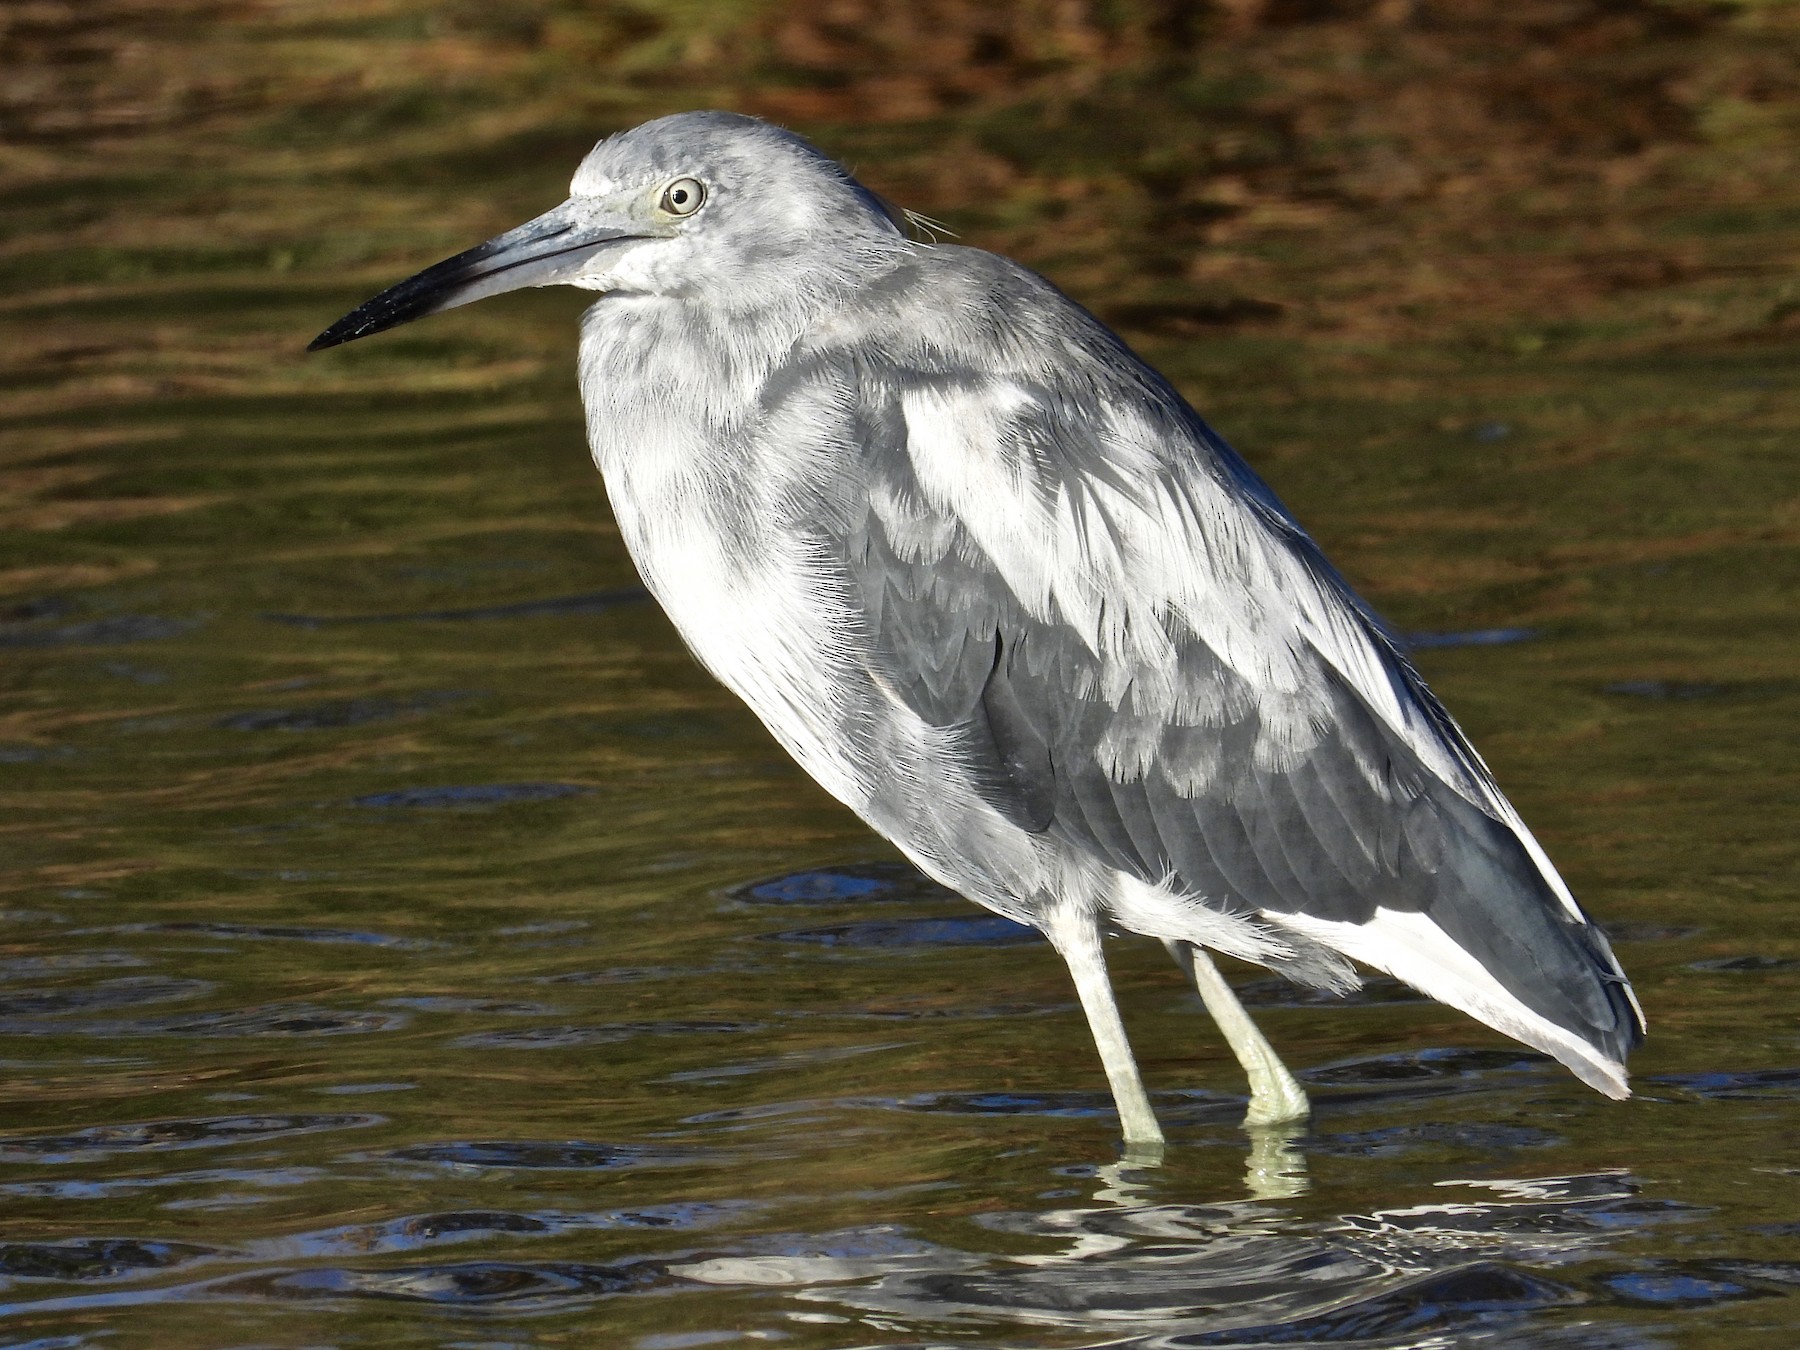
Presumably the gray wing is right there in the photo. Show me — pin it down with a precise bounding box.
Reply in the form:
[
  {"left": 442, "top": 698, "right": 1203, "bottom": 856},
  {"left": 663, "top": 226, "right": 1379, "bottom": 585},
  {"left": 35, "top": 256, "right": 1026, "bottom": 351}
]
[{"left": 829, "top": 294, "right": 1641, "bottom": 1077}]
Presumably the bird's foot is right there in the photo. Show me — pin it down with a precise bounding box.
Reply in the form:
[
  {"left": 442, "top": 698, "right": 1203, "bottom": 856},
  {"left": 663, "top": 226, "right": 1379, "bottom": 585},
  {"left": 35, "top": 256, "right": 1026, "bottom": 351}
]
[{"left": 1241, "top": 1049, "right": 1310, "bottom": 1129}]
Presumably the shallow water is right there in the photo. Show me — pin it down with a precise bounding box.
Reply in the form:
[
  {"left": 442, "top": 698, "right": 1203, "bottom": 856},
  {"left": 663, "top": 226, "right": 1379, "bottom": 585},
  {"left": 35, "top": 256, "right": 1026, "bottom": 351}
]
[{"left": 3, "top": 10, "right": 1799, "bottom": 1348}]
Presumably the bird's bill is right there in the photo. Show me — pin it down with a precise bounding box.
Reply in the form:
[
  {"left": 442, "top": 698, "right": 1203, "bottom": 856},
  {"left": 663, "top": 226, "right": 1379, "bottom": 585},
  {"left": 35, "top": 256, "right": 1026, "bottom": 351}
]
[{"left": 307, "top": 202, "right": 639, "bottom": 351}]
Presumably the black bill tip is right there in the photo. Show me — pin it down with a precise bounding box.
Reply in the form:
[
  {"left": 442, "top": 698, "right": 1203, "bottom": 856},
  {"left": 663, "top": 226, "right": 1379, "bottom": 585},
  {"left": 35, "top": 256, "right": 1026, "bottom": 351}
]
[
  {"left": 305, "top": 285, "right": 447, "bottom": 352},
  {"left": 304, "top": 228, "right": 532, "bottom": 353},
  {"left": 306, "top": 317, "right": 375, "bottom": 353},
  {"left": 305, "top": 246, "right": 489, "bottom": 353},
  {"left": 305, "top": 214, "right": 633, "bottom": 355},
  {"left": 307, "top": 316, "right": 365, "bottom": 352}
]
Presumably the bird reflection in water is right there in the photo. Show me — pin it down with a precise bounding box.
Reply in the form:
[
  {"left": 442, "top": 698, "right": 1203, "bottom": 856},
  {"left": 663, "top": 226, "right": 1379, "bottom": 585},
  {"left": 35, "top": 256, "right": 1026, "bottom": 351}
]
[
  {"left": 1113, "top": 1122, "right": 1307, "bottom": 1203},
  {"left": 1241, "top": 1122, "right": 1307, "bottom": 1204},
  {"left": 672, "top": 1168, "right": 1672, "bottom": 1346}
]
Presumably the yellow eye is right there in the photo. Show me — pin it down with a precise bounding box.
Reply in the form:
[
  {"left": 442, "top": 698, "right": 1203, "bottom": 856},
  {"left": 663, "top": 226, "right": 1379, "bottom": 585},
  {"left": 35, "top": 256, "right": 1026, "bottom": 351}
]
[{"left": 659, "top": 178, "right": 706, "bottom": 216}]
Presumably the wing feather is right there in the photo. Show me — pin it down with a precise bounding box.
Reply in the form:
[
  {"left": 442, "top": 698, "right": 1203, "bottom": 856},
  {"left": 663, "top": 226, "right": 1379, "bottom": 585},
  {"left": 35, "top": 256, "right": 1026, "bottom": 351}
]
[{"left": 822, "top": 251, "right": 1642, "bottom": 1076}]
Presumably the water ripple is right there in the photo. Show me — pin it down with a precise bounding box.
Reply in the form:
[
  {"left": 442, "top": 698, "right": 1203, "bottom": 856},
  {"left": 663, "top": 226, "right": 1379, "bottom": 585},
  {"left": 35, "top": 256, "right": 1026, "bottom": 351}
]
[
  {"left": 217, "top": 692, "right": 471, "bottom": 732},
  {"left": 0, "top": 1238, "right": 215, "bottom": 1284},
  {"left": 1652, "top": 1067, "right": 1800, "bottom": 1101},
  {"left": 18, "top": 1005, "right": 409, "bottom": 1039},
  {"left": 351, "top": 783, "right": 591, "bottom": 809},
  {"left": 0, "top": 1114, "right": 381, "bottom": 1164},
  {"left": 1311, "top": 1121, "right": 1564, "bottom": 1158},
  {"left": 0, "top": 615, "right": 200, "bottom": 649},
  {"left": 855, "top": 1088, "right": 1244, "bottom": 1127},
  {"left": 451, "top": 1019, "right": 762, "bottom": 1049},
  {"left": 1163, "top": 1261, "right": 1583, "bottom": 1346},
  {"left": 0, "top": 953, "right": 147, "bottom": 982},
  {"left": 122, "top": 921, "right": 436, "bottom": 950},
  {"left": 247, "top": 1203, "right": 743, "bottom": 1260},
  {"left": 385, "top": 1140, "right": 681, "bottom": 1171},
  {"left": 0, "top": 976, "right": 211, "bottom": 1018},
  {"left": 1403, "top": 627, "right": 1539, "bottom": 650},
  {"left": 759, "top": 915, "right": 1041, "bottom": 948},
  {"left": 213, "top": 1258, "right": 669, "bottom": 1305},
  {"left": 0, "top": 1165, "right": 327, "bottom": 1202},
  {"left": 263, "top": 586, "right": 649, "bottom": 626},
  {"left": 725, "top": 861, "right": 957, "bottom": 906}
]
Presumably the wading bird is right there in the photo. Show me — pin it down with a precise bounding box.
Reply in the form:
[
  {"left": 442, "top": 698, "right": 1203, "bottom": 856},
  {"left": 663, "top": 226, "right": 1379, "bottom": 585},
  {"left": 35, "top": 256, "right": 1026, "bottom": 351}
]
[{"left": 311, "top": 111, "right": 1643, "bottom": 1148}]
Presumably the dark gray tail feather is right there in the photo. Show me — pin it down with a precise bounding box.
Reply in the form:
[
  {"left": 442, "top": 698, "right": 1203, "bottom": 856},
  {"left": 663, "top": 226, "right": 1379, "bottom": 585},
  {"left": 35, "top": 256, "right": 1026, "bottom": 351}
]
[
  {"left": 1306, "top": 639, "right": 1646, "bottom": 1082},
  {"left": 1421, "top": 786, "right": 1645, "bottom": 1070}
]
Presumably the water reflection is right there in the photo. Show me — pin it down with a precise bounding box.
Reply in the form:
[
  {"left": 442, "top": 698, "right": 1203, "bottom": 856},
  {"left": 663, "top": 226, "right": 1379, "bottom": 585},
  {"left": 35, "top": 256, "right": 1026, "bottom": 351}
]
[
  {"left": 670, "top": 1169, "right": 1696, "bottom": 1347},
  {"left": 1241, "top": 1126, "right": 1307, "bottom": 1202},
  {"left": 0, "top": 1153, "right": 1744, "bottom": 1342}
]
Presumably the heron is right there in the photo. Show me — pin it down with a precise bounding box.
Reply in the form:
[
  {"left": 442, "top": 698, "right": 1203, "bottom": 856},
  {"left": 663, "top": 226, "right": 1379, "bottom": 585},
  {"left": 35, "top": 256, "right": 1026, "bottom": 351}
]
[{"left": 310, "top": 111, "right": 1643, "bottom": 1148}]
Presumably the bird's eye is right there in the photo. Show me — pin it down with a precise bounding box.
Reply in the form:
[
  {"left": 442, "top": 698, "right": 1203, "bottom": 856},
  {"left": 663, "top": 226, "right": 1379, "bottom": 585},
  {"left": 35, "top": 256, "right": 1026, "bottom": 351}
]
[{"left": 659, "top": 178, "right": 706, "bottom": 216}]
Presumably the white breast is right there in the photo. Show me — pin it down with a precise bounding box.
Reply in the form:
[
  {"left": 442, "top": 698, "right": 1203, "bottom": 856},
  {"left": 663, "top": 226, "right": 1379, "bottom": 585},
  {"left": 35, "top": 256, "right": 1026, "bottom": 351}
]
[{"left": 577, "top": 300, "right": 876, "bottom": 812}]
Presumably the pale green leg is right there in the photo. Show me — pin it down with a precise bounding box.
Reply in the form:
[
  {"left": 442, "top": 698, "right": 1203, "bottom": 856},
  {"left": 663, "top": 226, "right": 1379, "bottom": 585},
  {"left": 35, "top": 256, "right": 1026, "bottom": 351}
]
[
  {"left": 1046, "top": 909, "right": 1166, "bottom": 1153},
  {"left": 1165, "top": 940, "right": 1311, "bottom": 1127}
]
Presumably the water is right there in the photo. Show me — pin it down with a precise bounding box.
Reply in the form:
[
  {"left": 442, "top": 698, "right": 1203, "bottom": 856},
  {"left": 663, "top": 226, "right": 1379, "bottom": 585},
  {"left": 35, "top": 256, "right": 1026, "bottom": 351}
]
[{"left": 2, "top": 5, "right": 1797, "bottom": 1346}]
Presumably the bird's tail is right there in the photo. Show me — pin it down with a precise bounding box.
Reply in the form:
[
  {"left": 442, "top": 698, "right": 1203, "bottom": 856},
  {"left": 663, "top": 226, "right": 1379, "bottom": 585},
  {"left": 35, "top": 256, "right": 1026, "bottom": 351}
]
[{"left": 1273, "top": 783, "right": 1644, "bottom": 1097}]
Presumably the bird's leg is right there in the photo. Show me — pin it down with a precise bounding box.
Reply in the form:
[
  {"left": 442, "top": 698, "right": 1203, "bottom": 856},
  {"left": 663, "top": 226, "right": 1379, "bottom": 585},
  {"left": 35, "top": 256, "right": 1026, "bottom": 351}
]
[
  {"left": 1045, "top": 908, "right": 1165, "bottom": 1151},
  {"left": 1165, "top": 941, "right": 1309, "bottom": 1127}
]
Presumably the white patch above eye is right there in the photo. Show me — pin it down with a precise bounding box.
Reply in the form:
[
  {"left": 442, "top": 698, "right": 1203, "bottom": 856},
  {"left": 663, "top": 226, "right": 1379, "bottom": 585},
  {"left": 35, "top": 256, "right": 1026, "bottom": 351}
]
[{"left": 569, "top": 166, "right": 619, "bottom": 196}]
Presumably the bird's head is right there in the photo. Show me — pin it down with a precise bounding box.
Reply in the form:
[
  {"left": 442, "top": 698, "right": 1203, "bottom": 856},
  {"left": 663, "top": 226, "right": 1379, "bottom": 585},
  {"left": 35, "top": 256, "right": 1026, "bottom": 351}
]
[{"left": 308, "top": 111, "right": 908, "bottom": 352}]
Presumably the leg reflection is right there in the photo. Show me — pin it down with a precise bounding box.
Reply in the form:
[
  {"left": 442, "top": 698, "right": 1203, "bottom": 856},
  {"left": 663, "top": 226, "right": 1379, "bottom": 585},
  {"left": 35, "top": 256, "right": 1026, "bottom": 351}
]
[
  {"left": 1094, "top": 1122, "right": 1308, "bottom": 1206},
  {"left": 1092, "top": 1156, "right": 1160, "bottom": 1208},
  {"left": 1243, "top": 1120, "right": 1309, "bottom": 1201}
]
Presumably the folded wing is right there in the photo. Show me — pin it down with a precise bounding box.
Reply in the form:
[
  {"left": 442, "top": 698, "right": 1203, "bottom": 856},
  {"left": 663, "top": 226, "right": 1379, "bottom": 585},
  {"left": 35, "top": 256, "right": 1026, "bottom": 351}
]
[{"left": 830, "top": 309, "right": 1642, "bottom": 1094}]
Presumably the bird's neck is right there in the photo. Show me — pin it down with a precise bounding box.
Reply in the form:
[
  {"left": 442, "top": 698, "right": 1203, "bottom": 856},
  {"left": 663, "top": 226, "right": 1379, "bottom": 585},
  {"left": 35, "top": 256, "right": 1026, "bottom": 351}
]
[{"left": 576, "top": 282, "right": 853, "bottom": 458}]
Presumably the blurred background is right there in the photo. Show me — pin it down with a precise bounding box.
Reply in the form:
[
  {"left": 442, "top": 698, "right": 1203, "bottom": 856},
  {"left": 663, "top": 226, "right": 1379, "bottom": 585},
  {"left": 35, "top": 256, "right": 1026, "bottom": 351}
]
[{"left": 1, "top": 1, "right": 1797, "bottom": 1346}]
